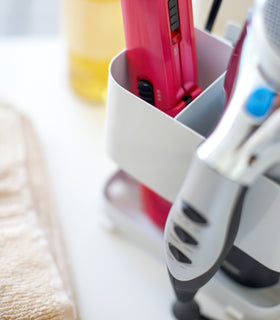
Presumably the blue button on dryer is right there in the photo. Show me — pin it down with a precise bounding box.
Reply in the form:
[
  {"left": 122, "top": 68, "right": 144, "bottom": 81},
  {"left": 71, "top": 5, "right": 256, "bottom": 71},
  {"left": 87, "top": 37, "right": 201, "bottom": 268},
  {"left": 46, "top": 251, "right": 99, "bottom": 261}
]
[{"left": 245, "top": 87, "right": 275, "bottom": 118}]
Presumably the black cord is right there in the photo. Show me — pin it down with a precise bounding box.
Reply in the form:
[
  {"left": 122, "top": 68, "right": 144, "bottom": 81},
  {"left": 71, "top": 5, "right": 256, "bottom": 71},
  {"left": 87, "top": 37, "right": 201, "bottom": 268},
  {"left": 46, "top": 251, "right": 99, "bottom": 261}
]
[
  {"left": 173, "top": 300, "right": 216, "bottom": 320},
  {"left": 205, "top": 0, "right": 223, "bottom": 32}
]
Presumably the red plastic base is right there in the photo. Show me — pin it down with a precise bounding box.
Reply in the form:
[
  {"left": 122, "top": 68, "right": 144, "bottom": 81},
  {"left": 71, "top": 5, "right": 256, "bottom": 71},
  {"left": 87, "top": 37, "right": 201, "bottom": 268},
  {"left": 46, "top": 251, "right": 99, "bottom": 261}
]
[{"left": 140, "top": 184, "right": 172, "bottom": 230}]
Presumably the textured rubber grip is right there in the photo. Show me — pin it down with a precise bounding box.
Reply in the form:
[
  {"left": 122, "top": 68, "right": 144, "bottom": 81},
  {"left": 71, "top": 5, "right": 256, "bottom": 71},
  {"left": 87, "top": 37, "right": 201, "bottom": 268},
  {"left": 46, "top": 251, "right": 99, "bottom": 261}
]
[{"left": 168, "top": 187, "right": 247, "bottom": 303}]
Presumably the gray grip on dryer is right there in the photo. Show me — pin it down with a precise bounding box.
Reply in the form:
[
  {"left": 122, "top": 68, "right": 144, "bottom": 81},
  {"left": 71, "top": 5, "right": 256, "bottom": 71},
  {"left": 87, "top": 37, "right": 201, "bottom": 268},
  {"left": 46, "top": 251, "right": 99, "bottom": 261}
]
[{"left": 164, "top": 156, "right": 247, "bottom": 301}]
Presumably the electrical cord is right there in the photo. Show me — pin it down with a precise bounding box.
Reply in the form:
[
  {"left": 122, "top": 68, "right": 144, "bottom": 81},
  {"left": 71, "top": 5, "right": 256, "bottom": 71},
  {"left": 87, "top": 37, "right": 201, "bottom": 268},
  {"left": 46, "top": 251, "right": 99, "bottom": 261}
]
[{"left": 205, "top": 0, "right": 223, "bottom": 32}]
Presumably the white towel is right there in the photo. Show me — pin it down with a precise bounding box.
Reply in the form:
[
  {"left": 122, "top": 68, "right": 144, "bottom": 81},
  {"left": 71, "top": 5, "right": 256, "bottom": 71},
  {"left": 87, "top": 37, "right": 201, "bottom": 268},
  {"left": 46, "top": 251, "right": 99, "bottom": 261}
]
[{"left": 0, "top": 104, "right": 78, "bottom": 320}]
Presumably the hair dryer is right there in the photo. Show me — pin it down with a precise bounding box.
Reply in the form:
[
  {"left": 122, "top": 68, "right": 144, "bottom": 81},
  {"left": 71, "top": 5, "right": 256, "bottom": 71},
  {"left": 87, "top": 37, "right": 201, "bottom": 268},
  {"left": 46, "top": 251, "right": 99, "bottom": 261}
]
[{"left": 164, "top": 0, "right": 280, "bottom": 318}]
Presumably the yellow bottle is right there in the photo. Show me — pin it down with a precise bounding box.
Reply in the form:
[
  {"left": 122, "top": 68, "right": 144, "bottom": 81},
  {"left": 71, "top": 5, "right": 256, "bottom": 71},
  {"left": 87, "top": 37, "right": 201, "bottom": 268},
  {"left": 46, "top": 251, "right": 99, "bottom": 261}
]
[{"left": 66, "top": 0, "right": 125, "bottom": 102}]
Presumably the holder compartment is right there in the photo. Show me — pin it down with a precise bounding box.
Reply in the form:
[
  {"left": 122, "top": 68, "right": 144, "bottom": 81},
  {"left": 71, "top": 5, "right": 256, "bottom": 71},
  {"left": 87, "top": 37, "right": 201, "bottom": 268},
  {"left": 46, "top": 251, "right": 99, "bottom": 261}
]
[{"left": 105, "top": 29, "right": 232, "bottom": 203}]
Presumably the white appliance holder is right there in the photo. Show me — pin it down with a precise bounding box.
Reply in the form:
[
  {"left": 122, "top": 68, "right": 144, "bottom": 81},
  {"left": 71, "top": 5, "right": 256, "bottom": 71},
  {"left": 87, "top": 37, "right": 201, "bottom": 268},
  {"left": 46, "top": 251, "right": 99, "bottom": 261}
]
[{"left": 104, "top": 29, "right": 280, "bottom": 319}]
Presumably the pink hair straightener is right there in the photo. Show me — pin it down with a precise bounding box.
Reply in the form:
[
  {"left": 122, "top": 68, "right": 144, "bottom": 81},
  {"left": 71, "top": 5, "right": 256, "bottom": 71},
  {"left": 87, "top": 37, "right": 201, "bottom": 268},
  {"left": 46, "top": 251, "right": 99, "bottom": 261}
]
[{"left": 121, "top": 0, "right": 201, "bottom": 229}]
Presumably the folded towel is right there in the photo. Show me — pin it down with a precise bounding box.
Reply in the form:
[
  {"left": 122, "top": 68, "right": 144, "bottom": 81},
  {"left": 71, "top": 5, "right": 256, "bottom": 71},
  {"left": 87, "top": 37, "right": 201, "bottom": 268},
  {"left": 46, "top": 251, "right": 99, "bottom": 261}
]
[{"left": 0, "top": 103, "right": 79, "bottom": 320}]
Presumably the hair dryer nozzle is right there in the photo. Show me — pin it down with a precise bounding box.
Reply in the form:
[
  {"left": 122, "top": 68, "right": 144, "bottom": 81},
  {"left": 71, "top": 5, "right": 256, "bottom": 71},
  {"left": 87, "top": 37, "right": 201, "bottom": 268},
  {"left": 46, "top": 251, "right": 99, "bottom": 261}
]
[
  {"left": 263, "top": 0, "right": 280, "bottom": 53},
  {"left": 250, "top": 0, "right": 280, "bottom": 89}
]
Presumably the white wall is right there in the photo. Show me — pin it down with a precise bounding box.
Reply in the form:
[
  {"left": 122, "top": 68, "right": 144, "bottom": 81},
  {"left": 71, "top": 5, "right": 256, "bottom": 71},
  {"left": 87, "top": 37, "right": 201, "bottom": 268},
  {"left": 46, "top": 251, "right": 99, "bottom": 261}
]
[{"left": 0, "top": 0, "right": 60, "bottom": 36}]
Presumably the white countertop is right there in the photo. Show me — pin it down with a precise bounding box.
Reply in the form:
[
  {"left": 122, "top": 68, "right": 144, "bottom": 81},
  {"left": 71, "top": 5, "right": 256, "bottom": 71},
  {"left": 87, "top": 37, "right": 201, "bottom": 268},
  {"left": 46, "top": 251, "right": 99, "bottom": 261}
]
[{"left": 0, "top": 37, "right": 174, "bottom": 320}]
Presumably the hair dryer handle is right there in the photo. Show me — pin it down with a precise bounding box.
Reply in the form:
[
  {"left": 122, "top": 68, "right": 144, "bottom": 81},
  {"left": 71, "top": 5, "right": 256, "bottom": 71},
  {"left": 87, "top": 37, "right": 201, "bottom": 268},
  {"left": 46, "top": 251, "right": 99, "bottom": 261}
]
[{"left": 164, "top": 156, "right": 247, "bottom": 303}]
